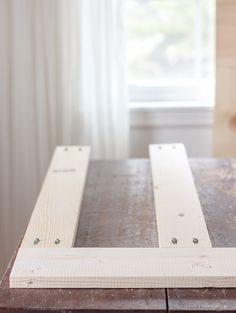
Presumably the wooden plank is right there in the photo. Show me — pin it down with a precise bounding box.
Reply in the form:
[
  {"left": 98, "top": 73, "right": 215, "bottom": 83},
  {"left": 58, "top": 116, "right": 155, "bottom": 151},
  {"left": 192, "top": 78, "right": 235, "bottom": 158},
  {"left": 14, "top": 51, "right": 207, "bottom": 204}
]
[
  {"left": 167, "top": 159, "right": 236, "bottom": 312},
  {"left": 214, "top": 0, "right": 236, "bottom": 157},
  {"left": 21, "top": 146, "right": 90, "bottom": 248},
  {"left": 149, "top": 143, "right": 212, "bottom": 248},
  {"left": 4, "top": 159, "right": 236, "bottom": 311},
  {"left": 10, "top": 247, "right": 236, "bottom": 288},
  {"left": 76, "top": 160, "right": 159, "bottom": 248},
  {"left": 2, "top": 160, "right": 166, "bottom": 312}
]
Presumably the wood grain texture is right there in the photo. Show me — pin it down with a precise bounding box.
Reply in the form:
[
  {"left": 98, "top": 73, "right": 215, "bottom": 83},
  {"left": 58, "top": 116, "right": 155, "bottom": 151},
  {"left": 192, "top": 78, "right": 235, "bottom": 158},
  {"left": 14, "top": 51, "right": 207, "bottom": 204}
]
[
  {"left": 10, "top": 247, "right": 236, "bottom": 289},
  {"left": 21, "top": 146, "right": 90, "bottom": 248},
  {"left": 168, "top": 159, "right": 236, "bottom": 312},
  {"left": 1, "top": 160, "right": 166, "bottom": 313},
  {"left": 2, "top": 159, "right": 236, "bottom": 312},
  {"left": 76, "top": 160, "right": 159, "bottom": 248},
  {"left": 149, "top": 144, "right": 211, "bottom": 248},
  {"left": 214, "top": 0, "right": 236, "bottom": 157}
]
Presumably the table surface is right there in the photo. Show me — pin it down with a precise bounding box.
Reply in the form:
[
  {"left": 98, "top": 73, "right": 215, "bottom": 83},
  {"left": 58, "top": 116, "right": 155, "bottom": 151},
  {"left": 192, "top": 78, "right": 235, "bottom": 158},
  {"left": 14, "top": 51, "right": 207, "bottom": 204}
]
[{"left": 0, "top": 159, "right": 236, "bottom": 312}]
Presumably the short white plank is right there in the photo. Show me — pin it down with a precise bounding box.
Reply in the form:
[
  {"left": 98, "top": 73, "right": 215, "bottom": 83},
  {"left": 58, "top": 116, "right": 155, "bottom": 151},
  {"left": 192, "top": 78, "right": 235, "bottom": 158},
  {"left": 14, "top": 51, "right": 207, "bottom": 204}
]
[
  {"left": 10, "top": 247, "right": 236, "bottom": 288},
  {"left": 149, "top": 143, "right": 212, "bottom": 248},
  {"left": 21, "top": 146, "right": 90, "bottom": 248}
]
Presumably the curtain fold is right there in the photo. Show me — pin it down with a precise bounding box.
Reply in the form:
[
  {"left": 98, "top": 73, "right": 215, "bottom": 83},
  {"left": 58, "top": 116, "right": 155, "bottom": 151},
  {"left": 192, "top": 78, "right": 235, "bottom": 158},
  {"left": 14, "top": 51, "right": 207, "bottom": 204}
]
[
  {"left": 0, "top": 0, "right": 129, "bottom": 276},
  {"left": 77, "top": 0, "right": 129, "bottom": 159}
]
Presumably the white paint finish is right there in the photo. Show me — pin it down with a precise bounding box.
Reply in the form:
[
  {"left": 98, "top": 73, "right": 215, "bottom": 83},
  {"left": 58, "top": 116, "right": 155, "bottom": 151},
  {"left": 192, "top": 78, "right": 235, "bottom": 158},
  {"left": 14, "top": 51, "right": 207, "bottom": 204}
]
[
  {"left": 21, "top": 146, "right": 90, "bottom": 248},
  {"left": 10, "top": 247, "right": 236, "bottom": 288},
  {"left": 130, "top": 105, "right": 213, "bottom": 158},
  {"left": 130, "top": 104, "right": 214, "bottom": 128},
  {"left": 149, "top": 144, "right": 212, "bottom": 248},
  {"left": 130, "top": 126, "right": 213, "bottom": 158}
]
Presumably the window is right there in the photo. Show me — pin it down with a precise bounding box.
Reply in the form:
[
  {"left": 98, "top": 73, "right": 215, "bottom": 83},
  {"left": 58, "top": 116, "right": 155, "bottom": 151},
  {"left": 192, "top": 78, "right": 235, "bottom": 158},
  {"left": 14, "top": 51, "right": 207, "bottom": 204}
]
[{"left": 126, "top": 0, "right": 215, "bottom": 105}]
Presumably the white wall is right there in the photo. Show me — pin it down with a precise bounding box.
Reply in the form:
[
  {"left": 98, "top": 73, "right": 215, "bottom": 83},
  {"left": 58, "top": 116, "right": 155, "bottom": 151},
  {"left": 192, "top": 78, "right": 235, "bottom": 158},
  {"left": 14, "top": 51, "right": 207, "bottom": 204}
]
[{"left": 130, "top": 105, "right": 214, "bottom": 158}]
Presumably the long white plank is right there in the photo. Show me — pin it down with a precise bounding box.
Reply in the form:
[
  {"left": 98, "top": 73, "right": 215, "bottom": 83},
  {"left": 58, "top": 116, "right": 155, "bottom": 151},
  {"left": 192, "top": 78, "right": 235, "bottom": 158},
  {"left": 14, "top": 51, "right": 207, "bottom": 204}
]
[
  {"left": 21, "top": 146, "right": 90, "bottom": 248},
  {"left": 10, "top": 247, "right": 236, "bottom": 288},
  {"left": 149, "top": 143, "right": 212, "bottom": 248}
]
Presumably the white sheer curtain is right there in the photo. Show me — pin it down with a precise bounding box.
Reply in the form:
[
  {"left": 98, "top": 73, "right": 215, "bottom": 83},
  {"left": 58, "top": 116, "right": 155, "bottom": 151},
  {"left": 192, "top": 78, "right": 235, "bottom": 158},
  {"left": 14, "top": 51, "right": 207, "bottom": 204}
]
[
  {"left": 0, "top": 0, "right": 129, "bottom": 276},
  {"left": 77, "top": 1, "right": 129, "bottom": 158}
]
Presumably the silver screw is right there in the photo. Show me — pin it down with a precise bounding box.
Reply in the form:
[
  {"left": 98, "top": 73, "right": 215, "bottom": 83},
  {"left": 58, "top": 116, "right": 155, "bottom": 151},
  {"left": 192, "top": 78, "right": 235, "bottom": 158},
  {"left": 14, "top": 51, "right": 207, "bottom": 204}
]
[
  {"left": 64, "top": 147, "right": 68, "bottom": 151},
  {"left": 34, "top": 238, "right": 40, "bottom": 245},
  {"left": 78, "top": 147, "right": 82, "bottom": 151},
  {"left": 193, "top": 238, "right": 199, "bottom": 244},
  {"left": 55, "top": 238, "right": 60, "bottom": 245},
  {"left": 172, "top": 237, "right": 178, "bottom": 245}
]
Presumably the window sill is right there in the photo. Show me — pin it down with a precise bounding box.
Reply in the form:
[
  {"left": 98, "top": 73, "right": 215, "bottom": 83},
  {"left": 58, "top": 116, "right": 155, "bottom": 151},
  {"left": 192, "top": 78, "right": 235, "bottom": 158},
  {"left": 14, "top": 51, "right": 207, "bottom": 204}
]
[
  {"left": 129, "top": 101, "right": 214, "bottom": 112},
  {"left": 129, "top": 101, "right": 214, "bottom": 128}
]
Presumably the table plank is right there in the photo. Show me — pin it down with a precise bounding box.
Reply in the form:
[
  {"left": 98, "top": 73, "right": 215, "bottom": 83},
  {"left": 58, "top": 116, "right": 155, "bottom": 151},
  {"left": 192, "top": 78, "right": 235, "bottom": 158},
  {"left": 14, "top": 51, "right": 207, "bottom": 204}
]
[
  {"left": 2, "top": 158, "right": 236, "bottom": 312},
  {"left": 0, "top": 160, "right": 166, "bottom": 313},
  {"left": 149, "top": 144, "right": 211, "bottom": 248},
  {"left": 168, "top": 159, "right": 236, "bottom": 312},
  {"left": 21, "top": 146, "right": 90, "bottom": 248}
]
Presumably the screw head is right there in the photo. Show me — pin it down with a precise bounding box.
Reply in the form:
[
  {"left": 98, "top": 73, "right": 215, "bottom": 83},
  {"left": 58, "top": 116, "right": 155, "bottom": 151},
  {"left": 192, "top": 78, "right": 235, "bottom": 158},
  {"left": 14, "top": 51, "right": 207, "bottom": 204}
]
[
  {"left": 193, "top": 238, "right": 199, "bottom": 244},
  {"left": 55, "top": 238, "right": 60, "bottom": 245},
  {"left": 172, "top": 237, "right": 178, "bottom": 245},
  {"left": 34, "top": 238, "right": 40, "bottom": 245}
]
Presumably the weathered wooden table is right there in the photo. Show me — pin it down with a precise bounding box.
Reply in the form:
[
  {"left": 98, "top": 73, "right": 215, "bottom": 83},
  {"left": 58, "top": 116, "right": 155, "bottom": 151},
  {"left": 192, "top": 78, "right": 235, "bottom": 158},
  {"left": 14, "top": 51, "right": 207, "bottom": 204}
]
[{"left": 1, "top": 159, "right": 236, "bottom": 312}]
